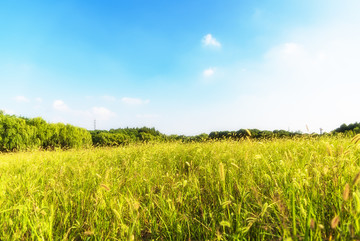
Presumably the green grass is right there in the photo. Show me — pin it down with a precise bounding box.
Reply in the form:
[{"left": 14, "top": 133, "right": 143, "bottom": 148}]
[{"left": 1, "top": 136, "right": 360, "bottom": 240}]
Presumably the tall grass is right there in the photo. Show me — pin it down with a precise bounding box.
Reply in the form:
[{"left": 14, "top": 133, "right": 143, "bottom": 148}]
[{"left": 0, "top": 136, "right": 360, "bottom": 240}]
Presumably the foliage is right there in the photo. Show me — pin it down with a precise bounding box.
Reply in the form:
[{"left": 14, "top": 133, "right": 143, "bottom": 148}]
[
  {"left": 90, "top": 127, "right": 305, "bottom": 147},
  {"left": 208, "top": 128, "right": 303, "bottom": 140},
  {"left": 90, "top": 127, "right": 166, "bottom": 146},
  {"left": 0, "top": 112, "right": 92, "bottom": 151},
  {"left": 333, "top": 122, "right": 360, "bottom": 136}
]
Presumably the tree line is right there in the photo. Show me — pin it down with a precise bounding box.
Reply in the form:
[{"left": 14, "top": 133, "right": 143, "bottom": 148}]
[
  {"left": 208, "top": 129, "right": 303, "bottom": 140},
  {"left": 90, "top": 127, "right": 166, "bottom": 146},
  {"left": 333, "top": 122, "right": 360, "bottom": 135},
  {"left": 0, "top": 111, "right": 91, "bottom": 151},
  {"left": 90, "top": 128, "right": 306, "bottom": 144},
  {"left": 1, "top": 111, "right": 359, "bottom": 151}
]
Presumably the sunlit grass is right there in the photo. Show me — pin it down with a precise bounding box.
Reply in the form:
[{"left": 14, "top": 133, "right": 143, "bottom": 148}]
[{"left": 1, "top": 136, "right": 360, "bottom": 240}]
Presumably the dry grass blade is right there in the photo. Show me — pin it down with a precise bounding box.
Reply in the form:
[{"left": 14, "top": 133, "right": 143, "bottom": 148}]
[
  {"left": 310, "top": 219, "right": 315, "bottom": 230},
  {"left": 349, "top": 224, "right": 355, "bottom": 237},
  {"left": 84, "top": 230, "right": 94, "bottom": 236},
  {"left": 353, "top": 171, "right": 360, "bottom": 186},
  {"left": 245, "top": 129, "right": 252, "bottom": 137},
  {"left": 343, "top": 183, "right": 350, "bottom": 201},
  {"left": 331, "top": 215, "right": 340, "bottom": 229}
]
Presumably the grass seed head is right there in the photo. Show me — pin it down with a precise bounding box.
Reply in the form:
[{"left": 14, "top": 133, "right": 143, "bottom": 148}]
[
  {"left": 219, "top": 162, "right": 225, "bottom": 183},
  {"left": 351, "top": 134, "right": 360, "bottom": 144},
  {"left": 100, "top": 184, "right": 110, "bottom": 191},
  {"left": 331, "top": 215, "right": 340, "bottom": 229},
  {"left": 326, "top": 144, "right": 333, "bottom": 156},
  {"left": 133, "top": 201, "right": 140, "bottom": 211}
]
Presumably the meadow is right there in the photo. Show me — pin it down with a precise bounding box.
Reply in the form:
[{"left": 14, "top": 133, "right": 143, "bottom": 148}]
[{"left": 0, "top": 136, "right": 360, "bottom": 240}]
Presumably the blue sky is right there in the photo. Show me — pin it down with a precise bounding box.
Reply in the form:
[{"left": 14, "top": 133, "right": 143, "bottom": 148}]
[{"left": 1, "top": 0, "right": 360, "bottom": 135}]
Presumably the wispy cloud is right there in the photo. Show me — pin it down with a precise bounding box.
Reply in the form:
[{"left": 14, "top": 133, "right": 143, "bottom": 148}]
[
  {"left": 121, "top": 97, "right": 150, "bottom": 105},
  {"left": 14, "top": 96, "right": 30, "bottom": 103},
  {"left": 50, "top": 99, "right": 117, "bottom": 128},
  {"left": 202, "top": 34, "right": 221, "bottom": 48},
  {"left": 53, "top": 100, "right": 69, "bottom": 111},
  {"left": 203, "top": 67, "right": 215, "bottom": 77},
  {"left": 92, "top": 106, "right": 116, "bottom": 120}
]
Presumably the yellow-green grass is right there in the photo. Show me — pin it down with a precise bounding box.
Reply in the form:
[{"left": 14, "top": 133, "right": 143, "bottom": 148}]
[{"left": 0, "top": 136, "right": 360, "bottom": 240}]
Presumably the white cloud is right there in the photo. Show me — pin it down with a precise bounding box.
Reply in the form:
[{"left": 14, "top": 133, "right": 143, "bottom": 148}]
[
  {"left": 121, "top": 97, "right": 150, "bottom": 105},
  {"left": 92, "top": 107, "right": 116, "bottom": 120},
  {"left": 53, "top": 100, "right": 69, "bottom": 111},
  {"left": 14, "top": 96, "right": 29, "bottom": 103},
  {"left": 214, "top": 19, "right": 360, "bottom": 133},
  {"left": 49, "top": 101, "right": 117, "bottom": 129},
  {"left": 203, "top": 67, "right": 215, "bottom": 77},
  {"left": 265, "top": 42, "right": 307, "bottom": 64},
  {"left": 35, "top": 97, "right": 43, "bottom": 103},
  {"left": 283, "top": 43, "right": 301, "bottom": 54},
  {"left": 202, "top": 34, "right": 221, "bottom": 48}
]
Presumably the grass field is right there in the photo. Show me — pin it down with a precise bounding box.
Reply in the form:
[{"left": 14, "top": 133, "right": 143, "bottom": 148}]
[{"left": 1, "top": 136, "right": 360, "bottom": 240}]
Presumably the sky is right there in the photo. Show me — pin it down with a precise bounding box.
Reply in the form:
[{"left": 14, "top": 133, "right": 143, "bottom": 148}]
[{"left": 1, "top": 0, "right": 360, "bottom": 135}]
